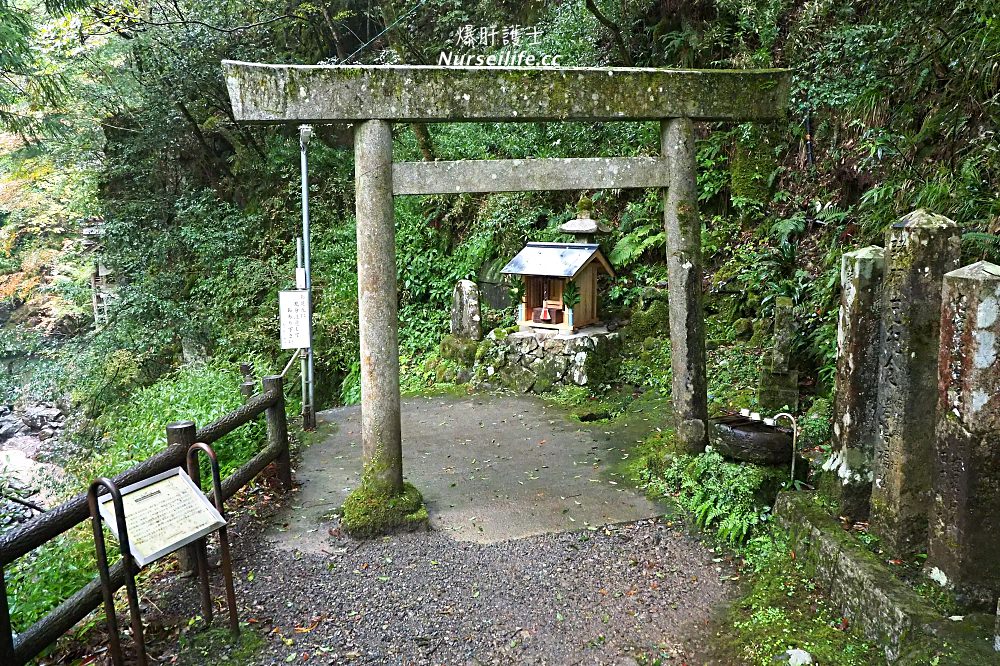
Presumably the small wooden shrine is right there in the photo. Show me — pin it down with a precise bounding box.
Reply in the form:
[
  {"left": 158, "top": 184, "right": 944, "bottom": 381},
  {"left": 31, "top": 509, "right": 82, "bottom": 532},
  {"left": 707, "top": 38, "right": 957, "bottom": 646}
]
[{"left": 501, "top": 239, "right": 613, "bottom": 332}]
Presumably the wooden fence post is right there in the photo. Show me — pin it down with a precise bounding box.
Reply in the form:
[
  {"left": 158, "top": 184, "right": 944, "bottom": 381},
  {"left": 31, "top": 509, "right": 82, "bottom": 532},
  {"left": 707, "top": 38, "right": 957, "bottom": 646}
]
[
  {"left": 0, "top": 564, "right": 15, "bottom": 664},
  {"left": 262, "top": 375, "right": 292, "bottom": 490},
  {"left": 166, "top": 421, "right": 197, "bottom": 574}
]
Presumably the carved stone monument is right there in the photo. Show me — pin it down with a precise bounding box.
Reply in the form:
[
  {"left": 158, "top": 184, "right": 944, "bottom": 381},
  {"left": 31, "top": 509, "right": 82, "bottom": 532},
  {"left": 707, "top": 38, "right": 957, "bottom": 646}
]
[
  {"left": 870, "top": 210, "right": 962, "bottom": 556},
  {"left": 927, "top": 261, "right": 1000, "bottom": 609},
  {"left": 824, "top": 246, "right": 885, "bottom": 519},
  {"left": 450, "top": 279, "right": 483, "bottom": 341}
]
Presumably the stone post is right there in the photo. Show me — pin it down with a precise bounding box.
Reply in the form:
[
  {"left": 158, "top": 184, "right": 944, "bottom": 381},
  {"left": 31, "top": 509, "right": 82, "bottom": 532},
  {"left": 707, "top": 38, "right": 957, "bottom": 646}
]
[
  {"left": 871, "top": 210, "right": 961, "bottom": 556},
  {"left": 771, "top": 295, "right": 794, "bottom": 373},
  {"left": 451, "top": 279, "right": 483, "bottom": 340},
  {"left": 927, "top": 261, "right": 1000, "bottom": 609},
  {"left": 824, "top": 246, "right": 885, "bottom": 520},
  {"left": 661, "top": 118, "right": 708, "bottom": 452},
  {"left": 354, "top": 120, "right": 403, "bottom": 496},
  {"left": 757, "top": 296, "right": 799, "bottom": 412}
]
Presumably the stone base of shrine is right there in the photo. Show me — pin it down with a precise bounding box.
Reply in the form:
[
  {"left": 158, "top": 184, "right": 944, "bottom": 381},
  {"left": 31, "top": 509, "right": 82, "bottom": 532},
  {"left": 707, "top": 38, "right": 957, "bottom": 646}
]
[{"left": 469, "top": 325, "right": 622, "bottom": 393}]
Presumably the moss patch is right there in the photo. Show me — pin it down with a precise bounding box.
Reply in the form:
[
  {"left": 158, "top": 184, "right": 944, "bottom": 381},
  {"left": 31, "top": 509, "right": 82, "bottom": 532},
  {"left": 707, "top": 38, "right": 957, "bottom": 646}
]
[
  {"left": 624, "top": 300, "right": 669, "bottom": 342},
  {"left": 341, "top": 480, "right": 428, "bottom": 537},
  {"left": 178, "top": 626, "right": 265, "bottom": 666},
  {"left": 439, "top": 334, "right": 479, "bottom": 366},
  {"left": 713, "top": 532, "right": 880, "bottom": 665}
]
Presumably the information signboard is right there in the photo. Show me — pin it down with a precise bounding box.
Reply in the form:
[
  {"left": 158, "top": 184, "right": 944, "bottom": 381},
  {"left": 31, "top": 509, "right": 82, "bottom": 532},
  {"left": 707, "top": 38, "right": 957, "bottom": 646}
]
[
  {"left": 279, "top": 289, "right": 310, "bottom": 350},
  {"left": 97, "top": 468, "right": 226, "bottom": 567}
]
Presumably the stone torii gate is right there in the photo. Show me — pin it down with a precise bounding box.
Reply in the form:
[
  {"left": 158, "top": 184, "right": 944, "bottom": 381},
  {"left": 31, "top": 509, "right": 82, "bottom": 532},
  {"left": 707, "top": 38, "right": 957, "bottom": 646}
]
[{"left": 223, "top": 62, "right": 790, "bottom": 502}]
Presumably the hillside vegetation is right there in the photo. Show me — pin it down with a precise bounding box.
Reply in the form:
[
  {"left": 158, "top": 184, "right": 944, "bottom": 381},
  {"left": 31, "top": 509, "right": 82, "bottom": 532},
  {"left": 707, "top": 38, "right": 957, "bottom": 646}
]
[{"left": 0, "top": 0, "right": 998, "bottom": 658}]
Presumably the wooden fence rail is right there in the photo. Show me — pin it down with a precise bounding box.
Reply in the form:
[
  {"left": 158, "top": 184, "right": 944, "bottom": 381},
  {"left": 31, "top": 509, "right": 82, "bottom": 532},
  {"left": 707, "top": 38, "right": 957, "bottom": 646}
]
[{"left": 0, "top": 373, "right": 292, "bottom": 665}]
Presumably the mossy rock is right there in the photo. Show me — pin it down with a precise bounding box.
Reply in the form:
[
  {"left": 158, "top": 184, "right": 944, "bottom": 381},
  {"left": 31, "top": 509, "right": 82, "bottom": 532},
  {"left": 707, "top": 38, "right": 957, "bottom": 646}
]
[
  {"left": 341, "top": 481, "right": 428, "bottom": 537},
  {"left": 439, "top": 334, "right": 478, "bottom": 366},
  {"left": 625, "top": 300, "right": 669, "bottom": 342},
  {"left": 748, "top": 317, "right": 772, "bottom": 347},
  {"left": 731, "top": 126, "right": 777, "bottom": 205},
  {"left": 584, "top": 334, "right": 623, "bottom": 386},
  {"left": 503, "top": 363, "right": 535, "bottom": 393},
  {"left": 732, "top": 317, "right": 753, "bottom": 339},
  {"left": 532, "top": 358, "right": 561, "bottom": 393}
]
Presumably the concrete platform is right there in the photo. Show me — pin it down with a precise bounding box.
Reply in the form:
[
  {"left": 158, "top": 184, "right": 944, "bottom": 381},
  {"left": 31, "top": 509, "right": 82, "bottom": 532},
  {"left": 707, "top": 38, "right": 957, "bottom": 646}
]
[{"left": 269, "top": 393, "right": 669, "bottom": 550}]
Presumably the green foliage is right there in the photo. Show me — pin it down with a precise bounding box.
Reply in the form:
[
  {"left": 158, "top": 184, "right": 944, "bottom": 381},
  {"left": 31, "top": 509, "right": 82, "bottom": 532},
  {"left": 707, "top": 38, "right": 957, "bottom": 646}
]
[
  {"left": 609, "top": 223, "right": 665, "bottom": 269},
  {"left": 620, "top": 334, "right": 671, "bottom": 395},
  {"left": 561, "top": 280, "right": 580, "bottom": 310},
  {"left": 641, "top": 450, "right": 784, "bottom": 545},
  {"left": 769, "top": 214, "right": 806, "bottom": 245},
  {"left": 7, "top": 527, "right": 96, "bottom": 633},
  {"left": 800, "top": 397, "right": 834, "bottom": 451},
  {"left": 962, "top": 232, "right": 1000, "bottom": 264},
  {"left": 546, "top": 384, "right": 591, "bottom": 407},
  {"left": 608, "top": 192, "right": 666, "bottom": 269},
  {"left": 722, "top": 530, "right": 879, "bottom": 665},
  {"left": 707, "top": 343, "right": 763, "bottom": 412},
  {"left": 82, "top": 362, "right": 266, "bottom": 480}
]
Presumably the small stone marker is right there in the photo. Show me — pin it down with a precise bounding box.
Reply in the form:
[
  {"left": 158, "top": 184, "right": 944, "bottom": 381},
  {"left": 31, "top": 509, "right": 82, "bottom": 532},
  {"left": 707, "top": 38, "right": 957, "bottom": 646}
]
[
  {"left": 771, "top": 295, "right": 794, "bottom": 373},
  {"left": 824, "top": 246, "right": 885, "bottom": 519},
  {"left": 871, "top": 210, "right": 962, "bottom": 556},
  {"left": 757, "top": 296, "right": 798, "bottom": 412},
  {"left": 450, "top": 279, "right": 483, "bottom": 341},
  {"left": 927, "top": 261, "right": 1000, "bottom": 609}
]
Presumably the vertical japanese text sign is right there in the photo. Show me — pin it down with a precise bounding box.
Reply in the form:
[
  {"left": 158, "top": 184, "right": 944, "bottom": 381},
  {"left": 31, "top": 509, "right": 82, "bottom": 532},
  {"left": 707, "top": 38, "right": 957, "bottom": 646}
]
[{"left": 279, "top": 290, "right": 310, "bottom": 349}]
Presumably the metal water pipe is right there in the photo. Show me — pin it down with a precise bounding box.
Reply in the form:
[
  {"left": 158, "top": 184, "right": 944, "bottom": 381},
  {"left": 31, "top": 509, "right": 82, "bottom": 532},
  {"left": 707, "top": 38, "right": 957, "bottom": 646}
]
[{"left": 773, "top": 412, "right": 799, "bottom": 488}]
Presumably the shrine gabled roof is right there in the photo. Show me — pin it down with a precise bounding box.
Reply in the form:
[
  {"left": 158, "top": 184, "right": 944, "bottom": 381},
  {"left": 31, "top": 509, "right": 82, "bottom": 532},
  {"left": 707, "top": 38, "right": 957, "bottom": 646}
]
[{"left": 500, "top": 243, "right": 614, "bottom": 279}]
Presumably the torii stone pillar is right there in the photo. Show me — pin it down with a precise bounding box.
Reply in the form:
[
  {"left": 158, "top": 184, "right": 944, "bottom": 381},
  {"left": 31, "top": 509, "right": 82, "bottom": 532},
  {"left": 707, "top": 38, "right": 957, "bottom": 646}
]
[
  {"left": 662, "top": 118, "right": 708, "bottom": 451},
  {"left": 221, "top": 61, "right": 789, "bottom": 504},
  {"left": 354, "top": 120, "right": 403, "bottom": 494}
]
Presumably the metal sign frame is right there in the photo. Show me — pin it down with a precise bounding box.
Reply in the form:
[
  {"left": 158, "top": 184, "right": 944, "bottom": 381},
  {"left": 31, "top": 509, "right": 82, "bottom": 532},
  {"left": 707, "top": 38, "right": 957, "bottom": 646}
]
[
  {"left": 95, "top": 467, "right": 225, "bottom": 567},
  {"left": 88, "top": 442, "right": 239, "bottom": 666}
]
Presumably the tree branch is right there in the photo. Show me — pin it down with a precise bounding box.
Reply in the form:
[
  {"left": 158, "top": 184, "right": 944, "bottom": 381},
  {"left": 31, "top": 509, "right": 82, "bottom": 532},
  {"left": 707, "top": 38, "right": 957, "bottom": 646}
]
[{"left": 584, "top": 0, "right": 633, "bottom": 67}]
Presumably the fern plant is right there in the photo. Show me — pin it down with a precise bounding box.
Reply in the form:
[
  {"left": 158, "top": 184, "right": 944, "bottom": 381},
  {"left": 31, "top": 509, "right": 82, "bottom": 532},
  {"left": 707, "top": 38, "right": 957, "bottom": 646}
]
[
  {"left": 962, "top": 232, "right": 1000, "bottom": 264},
  {"left": 769, "top": 213, "right": 806, "bottom": 245},
  {"left": 609, "top": 223, "right": 666, "bottom": 268},
  {"left": 642, "top": 450, "right": 784, "bottom": 546}
]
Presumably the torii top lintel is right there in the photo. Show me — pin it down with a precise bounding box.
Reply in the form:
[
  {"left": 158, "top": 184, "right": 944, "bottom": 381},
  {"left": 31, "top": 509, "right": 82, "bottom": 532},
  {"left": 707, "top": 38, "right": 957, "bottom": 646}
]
[{"left": 222, "top": 61, "right": 791, "bottom": 124}]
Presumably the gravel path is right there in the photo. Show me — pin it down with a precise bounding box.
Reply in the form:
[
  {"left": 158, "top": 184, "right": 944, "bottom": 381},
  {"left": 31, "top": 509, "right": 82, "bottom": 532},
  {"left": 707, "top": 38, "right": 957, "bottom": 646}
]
[
  {"left": 156, "top": 512, "right": 735, "bottom": 665},
  {"left": 145, "top": 394, "right": 735, "bottom": 664}
]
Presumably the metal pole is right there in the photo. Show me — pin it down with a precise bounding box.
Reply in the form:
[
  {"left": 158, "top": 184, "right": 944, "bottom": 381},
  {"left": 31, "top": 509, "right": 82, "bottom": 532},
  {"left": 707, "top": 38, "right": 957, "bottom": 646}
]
[
  {"left": 88, "top": 478, "right": 148, "bottom": 666},
  {"left": 187, "top": 444, "right": 240, "bottom": 638},
  {"left": 299, "top": 125, "right": 316, "bottom": 430},
  {"left": 296, "top": 237, "right": 308, "bottom": 425}
]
